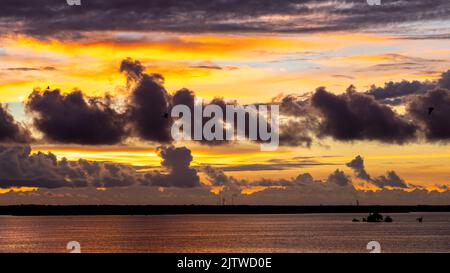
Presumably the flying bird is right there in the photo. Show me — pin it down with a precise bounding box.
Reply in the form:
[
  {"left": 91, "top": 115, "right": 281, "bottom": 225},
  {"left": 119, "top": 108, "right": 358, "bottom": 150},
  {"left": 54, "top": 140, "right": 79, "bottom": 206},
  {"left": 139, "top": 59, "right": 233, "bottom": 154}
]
[{"left": 428, "top": 107, "right": 434, "bottom": 115}]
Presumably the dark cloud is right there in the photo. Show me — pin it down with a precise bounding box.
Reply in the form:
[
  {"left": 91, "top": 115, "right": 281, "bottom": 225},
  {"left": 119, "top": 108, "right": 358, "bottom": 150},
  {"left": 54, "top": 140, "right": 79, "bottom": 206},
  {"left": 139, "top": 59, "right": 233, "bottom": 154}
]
[
  {"left": 372, "top": 171, "right": 408, "bottom": 189},
  {"left": 438, "top": 70, "right": 450, "bottom": 90},
  {"left": 295, "top": 173, "right": 315, "bottom": 185},
  {"left": 0, "top": 146, "right": 446, "bottom": 204},
  {"left": 3, "top": 66, "right": 56, "bottom": 72},
  {"left": 346, "top": 155, "right": 408, "bottom": 188},
  {"left": 25, "top": 89, "right": 128, "bottom": 145},
  {"left": 0, "top": 144, "right": 203, "bottom": 189},
  {"left": 364, "top": 70, "right": 450, "bottom": 104},
  {"left": 145, "top": 146, "right": 200, "bottom": 188},
  {"left": 120, "top": 58, "right": 145, "bottom": 83},
  {"left": 277, "top": 70, "right": 448, "bottom": 146},
  {"left": 346, "top": 155, "right": 371, "bottom": 181},
  {"left": 172, "top": 87, "right": 276, "bottom": 146},
  {"left": 407, "top": 88, "right": 450, "bottom": 141},
  {"left": 0, "top": 145, "right": 106, "bottom": 188},
  {"left": 275, "top": 94, "right": 317, "bottom": 147},
  {"left": 14, "top": 58, "right": 450, "bottom": 148},
  {"left": 202, "top": 164, "right": 355, "bottom": 196},
  {"left": 366, "top": 80, "right": 435, "bottom": 101},
  {"left": 277, "top": 94, "right": 311, "bottom": 117},
  {"left": 202, "top": 165, "right": 237, "bottom": 186},
  {"left": 22, "top": 58, "right": 274, "bottom": 146},
  {"left": 0, "top": 104, "right": 31, "bottom": 143},
  {"left": 120, "top": 58, "right": 173, "bottom": 143},
  {"left": 1, "top": 0, "right": 450, "bottom": 37},
  {"left": 279, "top": 120, "right": 314, "bottom": 147},
  {"left": 311, "top": 87, "right": 417, "bottom": 144},
  {"left": 127, "top": 74, "right": 173, "bottom": 143},
  {"left": 326, "top": 169, "right": 352, "bottom": 187}
]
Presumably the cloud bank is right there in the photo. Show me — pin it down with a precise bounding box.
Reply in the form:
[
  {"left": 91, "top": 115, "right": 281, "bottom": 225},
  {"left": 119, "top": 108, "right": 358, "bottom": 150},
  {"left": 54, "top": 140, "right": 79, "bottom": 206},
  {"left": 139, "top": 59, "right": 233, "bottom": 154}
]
[
  {"left": 1, "top": 0, "right": 449, "bottom": 38},
  {"left": 0, "top": 59, "right": 447, "bottom": 148}
]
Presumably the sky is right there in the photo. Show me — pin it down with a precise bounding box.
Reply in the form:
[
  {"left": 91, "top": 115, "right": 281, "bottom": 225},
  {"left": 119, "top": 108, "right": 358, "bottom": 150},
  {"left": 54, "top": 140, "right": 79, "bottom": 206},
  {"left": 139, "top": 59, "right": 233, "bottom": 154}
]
[{"left": 0, "top": 0, "right": 450, "bottom": 205}]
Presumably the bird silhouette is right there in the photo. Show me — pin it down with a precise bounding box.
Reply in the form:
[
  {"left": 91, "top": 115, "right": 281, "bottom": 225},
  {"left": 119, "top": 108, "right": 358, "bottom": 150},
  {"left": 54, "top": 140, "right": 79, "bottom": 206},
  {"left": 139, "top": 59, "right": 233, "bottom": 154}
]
[{"left": 428, "top": 107, "right": 434, "bottom": 115}]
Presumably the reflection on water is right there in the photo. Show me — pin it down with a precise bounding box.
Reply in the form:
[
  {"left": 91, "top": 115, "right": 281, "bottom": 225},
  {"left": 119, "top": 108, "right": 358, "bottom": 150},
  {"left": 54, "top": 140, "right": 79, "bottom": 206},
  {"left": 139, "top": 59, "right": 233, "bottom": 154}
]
[{"left": 0, "top": 212, "right": 449, "bottom": 253}]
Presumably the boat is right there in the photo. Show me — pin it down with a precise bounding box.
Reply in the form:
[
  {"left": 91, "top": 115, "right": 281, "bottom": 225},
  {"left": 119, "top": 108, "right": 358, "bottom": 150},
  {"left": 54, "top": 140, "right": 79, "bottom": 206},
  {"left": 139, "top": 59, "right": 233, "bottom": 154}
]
[{"left": 366, "top": 212, "right": 384, "bottom": 222}]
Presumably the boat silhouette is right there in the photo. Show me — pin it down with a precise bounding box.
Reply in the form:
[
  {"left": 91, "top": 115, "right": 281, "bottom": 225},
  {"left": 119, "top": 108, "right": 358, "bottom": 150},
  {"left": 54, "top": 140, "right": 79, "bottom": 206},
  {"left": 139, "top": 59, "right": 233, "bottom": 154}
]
[{"left": 354, "top": 212, "right": 393, "bottom": 223}]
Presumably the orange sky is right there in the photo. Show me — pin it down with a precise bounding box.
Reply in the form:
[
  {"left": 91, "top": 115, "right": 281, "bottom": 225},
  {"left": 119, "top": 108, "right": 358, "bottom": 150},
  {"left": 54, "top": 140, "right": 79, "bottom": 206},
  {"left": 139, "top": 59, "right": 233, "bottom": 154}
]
[{"left": 1, "top": 30, "right": 450, "bottom": 194}]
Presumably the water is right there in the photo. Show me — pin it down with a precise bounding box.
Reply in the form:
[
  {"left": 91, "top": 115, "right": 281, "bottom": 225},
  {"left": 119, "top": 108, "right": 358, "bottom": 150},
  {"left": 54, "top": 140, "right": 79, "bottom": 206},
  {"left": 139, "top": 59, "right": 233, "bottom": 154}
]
[{"left": 0, "top": 212, "right": 449, "bottom": 253}]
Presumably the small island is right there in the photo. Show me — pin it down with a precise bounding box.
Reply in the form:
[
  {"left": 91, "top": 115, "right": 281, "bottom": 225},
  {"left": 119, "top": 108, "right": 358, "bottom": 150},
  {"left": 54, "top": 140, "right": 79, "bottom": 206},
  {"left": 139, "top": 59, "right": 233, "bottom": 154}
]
[{"left": 353, "top": 212, "right": 393, "bottom": 223}]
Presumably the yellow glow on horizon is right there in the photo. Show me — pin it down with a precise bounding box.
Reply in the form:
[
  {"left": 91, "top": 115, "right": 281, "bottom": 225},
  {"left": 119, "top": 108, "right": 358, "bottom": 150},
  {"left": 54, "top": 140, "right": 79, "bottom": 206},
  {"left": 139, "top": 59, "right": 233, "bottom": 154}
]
[
  {"left": 0, "top": 187, "right": 39, "bottom": 194},
  {"left": 241, "top": 186, "right": 285, "bottom": 195}
]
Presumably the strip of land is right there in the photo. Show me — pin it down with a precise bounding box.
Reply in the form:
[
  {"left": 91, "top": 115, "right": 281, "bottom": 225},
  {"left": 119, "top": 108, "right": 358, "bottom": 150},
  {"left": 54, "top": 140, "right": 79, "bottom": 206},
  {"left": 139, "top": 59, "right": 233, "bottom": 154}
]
[{"left": 0, "top": 205, "right": 449, "bottom": 216}]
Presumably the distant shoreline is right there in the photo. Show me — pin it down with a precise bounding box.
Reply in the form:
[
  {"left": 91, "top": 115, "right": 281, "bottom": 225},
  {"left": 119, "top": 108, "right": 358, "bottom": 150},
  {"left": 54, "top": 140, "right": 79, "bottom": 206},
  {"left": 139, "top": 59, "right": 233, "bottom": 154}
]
[{"left": 1, "top": 205, "right": 450, "bottom": 216}]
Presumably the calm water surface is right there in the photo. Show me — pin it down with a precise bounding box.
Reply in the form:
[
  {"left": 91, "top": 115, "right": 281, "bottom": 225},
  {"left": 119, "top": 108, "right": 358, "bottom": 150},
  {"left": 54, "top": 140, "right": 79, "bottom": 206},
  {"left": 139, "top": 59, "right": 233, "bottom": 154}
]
[{"left": 0, "top": 212, "right": 449, "bottom": 253}]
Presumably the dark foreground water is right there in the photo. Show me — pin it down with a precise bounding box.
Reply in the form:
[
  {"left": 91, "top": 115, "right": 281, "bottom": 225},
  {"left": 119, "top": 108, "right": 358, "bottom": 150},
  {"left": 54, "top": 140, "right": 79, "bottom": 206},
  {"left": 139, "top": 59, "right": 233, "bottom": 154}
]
[{"left": 0, "top": 212, "right": 449, "bottom": 253}]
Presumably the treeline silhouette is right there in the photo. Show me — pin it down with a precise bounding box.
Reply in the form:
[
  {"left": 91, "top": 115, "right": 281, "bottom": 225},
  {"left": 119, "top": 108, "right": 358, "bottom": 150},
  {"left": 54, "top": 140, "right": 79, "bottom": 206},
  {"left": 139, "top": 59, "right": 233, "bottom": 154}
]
[{"left": 0, "top": 205, "right": 449, "bottom": 216}]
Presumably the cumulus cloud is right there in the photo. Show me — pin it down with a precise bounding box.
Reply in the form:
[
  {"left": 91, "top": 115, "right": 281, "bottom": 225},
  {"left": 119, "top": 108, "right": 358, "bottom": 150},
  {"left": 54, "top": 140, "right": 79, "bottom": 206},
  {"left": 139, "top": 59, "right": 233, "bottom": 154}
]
[
  {"left": 202, "top": 165, "right": 235, "bottom": 186},
  {"left": 126, "top": 74, "right": 173, "bottom": 143},
  {"left": 120, "top": 58, "right": 145, "bottom": 83},
  {"left": 346, "top": 155, "right": 371, "bottom": 181},
  {"left": 310, "top": 87, "right": 417, "bottom": 144},
  {"left": 13, "top": 58, "right": 450, "bottom": 148},
  {"left": 172, "top": 86, "right": 278, "bottom": 146},
  {"left": 366, "top": 80, "right": 435, "bottom": 101},
  {"left": 0, "top": 145, "right": 89, "bottom": 189},
  {"left": 202, "top": 164, "right": 355, "bottom": 196},
  {"left": 22, "top": 58, "right": 275, "bottom": 146},
  {"left": 119, "top": 58, "right": 174, "bottom": 143},
  {"left": 438, "top": 70, "right": 450, "bottom": 90},
  {"left": 25, "top": 89, "right": 128, "bottom": 145},
  {"left": 0, "top": 145, "right": 447, "bottom": 204},
  {"left": 372, "top": 171, "right": 408, "bottom": 189},
  {"left": 122, "top": 62, "right": 272, "bottom": 145},
  {"left": 273, "top": 94, "right": 317, "bottom": 147},
  {"left": 144, "top": 146, "right": 200, "bottom": 188},
  {"left": 0, "top": 144, "right": 143, "bottom": 189},
  {"left": 0, "top": 104, "right": 31, "bottom": 143},
  {"left": 364, "top": 69, "right": 450, "bottom": 103},
  {"left": 326, "top": 169, "right": 352, "bottom": 187},
  {"left": 273, "top": 70, "right": 450, "bottom": 147},
  {"left": 346, "top": 155, "right": 408, "bottom": 188},
  {"left": 0, "top": 144, "right": 202, "bottom": 189},
  {"left": 407, "top": 88, "right": 450, "bottom": 141}
]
